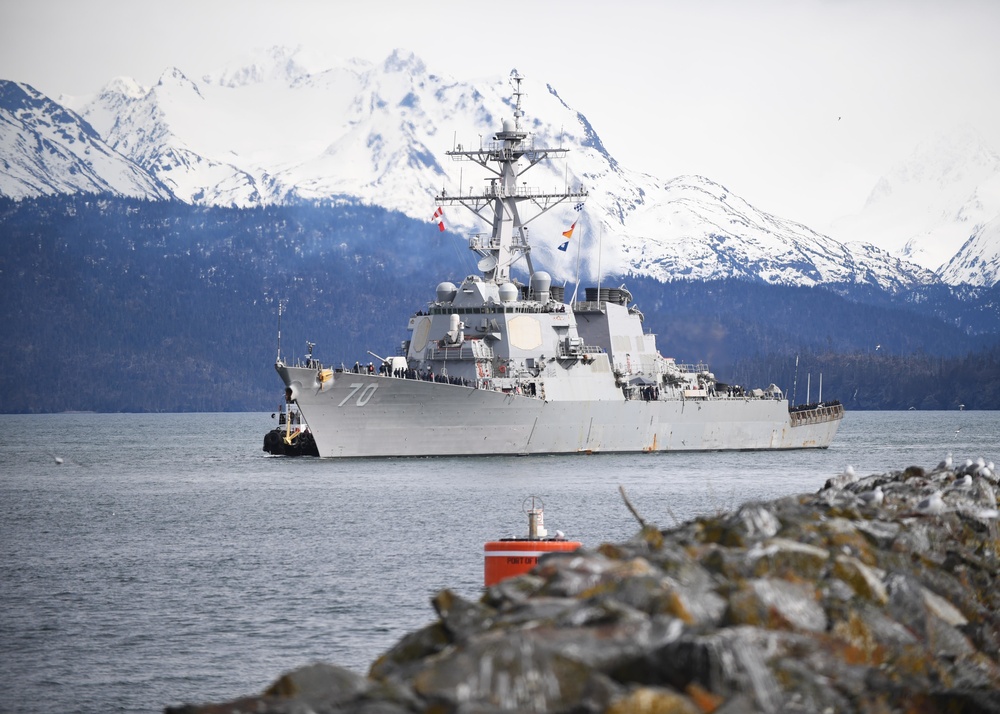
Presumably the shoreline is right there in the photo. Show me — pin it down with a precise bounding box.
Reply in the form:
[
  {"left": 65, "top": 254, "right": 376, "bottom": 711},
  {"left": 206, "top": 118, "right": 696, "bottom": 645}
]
[{"left": 168, "top": 455, "right": 1000, "bottom": 714}]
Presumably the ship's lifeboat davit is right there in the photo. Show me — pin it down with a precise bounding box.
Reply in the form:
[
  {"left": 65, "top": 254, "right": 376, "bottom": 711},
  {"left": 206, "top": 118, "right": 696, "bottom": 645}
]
[{"left": 484, "top": 497, "right": 581, "bottom": 586}]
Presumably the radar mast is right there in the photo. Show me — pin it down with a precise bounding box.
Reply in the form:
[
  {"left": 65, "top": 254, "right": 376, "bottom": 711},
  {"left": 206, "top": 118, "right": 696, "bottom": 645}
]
[{"left": 436, "top": 71, "right": 587, "bottom": 284}]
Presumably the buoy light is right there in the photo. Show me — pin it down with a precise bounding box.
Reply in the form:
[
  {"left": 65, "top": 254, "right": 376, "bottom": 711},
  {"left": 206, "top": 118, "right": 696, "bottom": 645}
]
[{"left": 483, "top": 496, "right": 581, "bottom": 587}]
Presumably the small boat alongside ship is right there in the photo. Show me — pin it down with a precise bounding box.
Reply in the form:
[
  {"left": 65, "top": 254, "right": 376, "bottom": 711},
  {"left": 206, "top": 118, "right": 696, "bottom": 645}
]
[
  {"left": 262, "top": 402, "right": 319, "bottom": 457},
  {"left": 269, "top": 72, "right": 843, "bottom": 458}
]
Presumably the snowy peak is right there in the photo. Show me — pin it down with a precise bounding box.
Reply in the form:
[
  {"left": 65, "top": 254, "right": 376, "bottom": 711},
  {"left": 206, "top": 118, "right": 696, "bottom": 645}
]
[
  {"left": 71, "top": 69, "right": 272, "bottom": 207},
  {"left": 0, "top": 80, "right": 172, "bottom": 200},
  {"left": 0, "top": 53, "right": 973, "bottom": 289},
  {"left": 1, "top": 81, "right": 100, "bottom": 143},
  {"left": 617, "top": 174, "right": 935, "bottom": 289},
  {"left": 834, "top": 125, "right": 1000, "bottom": 280},
  {"left": 157, "top": 66, "right": 199, "bottom": 90},
  {"left": 940, "top": 213, "right": 1000, "bottom": 287},
  {"left": 204, "top": 45, "right": 314, "bottom": 88},
  {"left": 97, "top": 76, "right": 148, "bottom": 102},
  {"left": 866, "top": 125, "right": 1000, "bottom": 204},
  {"left": 382, "top": 48, "right": 427, "bottom": 76}
]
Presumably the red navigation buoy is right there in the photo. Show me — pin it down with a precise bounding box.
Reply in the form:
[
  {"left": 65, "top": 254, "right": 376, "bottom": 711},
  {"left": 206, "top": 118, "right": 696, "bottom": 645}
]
[{"left": 484, "top": 496, "right": 582, "bottom": 586}]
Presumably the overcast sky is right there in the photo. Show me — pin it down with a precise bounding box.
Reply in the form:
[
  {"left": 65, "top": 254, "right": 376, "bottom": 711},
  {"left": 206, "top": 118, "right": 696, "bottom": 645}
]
[{"left": 2, "top": 0, "right": 998, "bottom": 233}]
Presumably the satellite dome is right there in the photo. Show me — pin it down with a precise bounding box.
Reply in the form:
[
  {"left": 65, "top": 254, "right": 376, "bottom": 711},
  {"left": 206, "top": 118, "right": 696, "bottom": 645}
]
[
  {"left": 498, "top": 283, "right": 518, "bottom": 302},
  {"left": 502, "top": 118, "right": 515, "bottom": 133},
  {"left": 530, "top": 271, "right": 552, "bottom": 303},
  {"left": 530, "top": 271, "right": 551, "bottom": 293},
  {"left": 436, "top": 282, "right": 457, "bottom": 302}
]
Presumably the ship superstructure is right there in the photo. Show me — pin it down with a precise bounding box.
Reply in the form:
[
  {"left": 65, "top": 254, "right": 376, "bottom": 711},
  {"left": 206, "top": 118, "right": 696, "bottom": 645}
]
[{"left": 273, "top": 72, "right": 842, "bottom": 458}]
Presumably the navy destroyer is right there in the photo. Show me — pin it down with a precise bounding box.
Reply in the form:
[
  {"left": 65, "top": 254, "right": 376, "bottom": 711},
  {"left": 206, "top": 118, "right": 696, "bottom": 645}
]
[{"left": 271, "top": 72, "right": 843, "bottom": 458}]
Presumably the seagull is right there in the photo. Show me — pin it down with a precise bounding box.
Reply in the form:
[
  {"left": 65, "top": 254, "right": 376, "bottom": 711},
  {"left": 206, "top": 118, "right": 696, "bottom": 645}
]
[
  {"left": 949, "top": 474, "right": 973, "bottom": 490},
  {"left": 858, "top": 486, "right": 884, "bottom": 506},
  {"left": 937, "top": 453, "right": 953, "bottom": 471},
  {"left": 915, "top": 491, "right": 946, "bottom": 515},
  {"left": 831, "top": 465, "right": 859, "bottom": 488},
  {"left": 54, "top": 456, "right": 64, "bottom": 465},
  {"left": 554, "top": 530, "right": 565, "bottom": 539},
  {"left": 982, "top": 462, "right": 996, "bottom": 481}
]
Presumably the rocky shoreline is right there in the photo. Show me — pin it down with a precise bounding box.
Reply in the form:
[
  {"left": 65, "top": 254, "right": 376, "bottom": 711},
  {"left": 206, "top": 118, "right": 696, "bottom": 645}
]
[{"left": 168, "top": 456, "right": 999, "bottom": 714}]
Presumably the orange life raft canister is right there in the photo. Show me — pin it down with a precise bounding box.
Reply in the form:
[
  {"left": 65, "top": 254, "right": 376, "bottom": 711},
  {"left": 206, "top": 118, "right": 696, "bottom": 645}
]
[{"left": 483, "top": 497, "right": 581, "bottom": 587}]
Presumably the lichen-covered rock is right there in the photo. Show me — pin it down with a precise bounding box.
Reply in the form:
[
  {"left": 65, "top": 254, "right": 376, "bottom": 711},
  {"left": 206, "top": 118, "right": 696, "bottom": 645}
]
[
  {"left": 831, "top": 555, "right": 888, "bottom": 604},
  {"left": 725, "top": 578, "right": 827, "bottom": 632},
  {"left": 748, "top": 537, "right": 830, "bottom": 580},
  {"left": 169, "top": 455, "right": 1000, "bottom": 713},
  {"left": 165, "top": 661, "right": 416, "bottom": 713},
  {"left": 409, "top": 630, "right": 622, "bottom": 713},
  {"left": 604, "top": 686, "right": 701, "bottom": 714}
]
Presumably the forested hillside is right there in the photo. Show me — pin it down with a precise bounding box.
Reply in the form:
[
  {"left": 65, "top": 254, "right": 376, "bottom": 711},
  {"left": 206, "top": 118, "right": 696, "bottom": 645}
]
[
  {"left": 1, "top": 196, "right": 998, "bottom": 412},
  {"left": 0, "top": 196, "right": 460, "bottom": 412}
]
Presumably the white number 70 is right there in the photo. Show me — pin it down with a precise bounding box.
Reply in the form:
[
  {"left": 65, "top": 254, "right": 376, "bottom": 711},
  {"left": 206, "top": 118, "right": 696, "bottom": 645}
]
[{"left": 338, "top": 382, "right": 379, "bottom": 407}]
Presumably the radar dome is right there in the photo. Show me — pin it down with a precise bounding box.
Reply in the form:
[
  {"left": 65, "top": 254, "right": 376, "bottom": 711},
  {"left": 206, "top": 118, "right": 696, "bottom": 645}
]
[
  {"left": 530, "top": 271, "right": 551, "bottom": 293},
  {"left": 498, "top": 283, "right": 518, "bottom": 302},
  {"left": 502, "top": 118, "right": 515, "bottom": 133},
  {"left": 530, "top": 271, "right": 552, "bottom": 303},
  {"left": 436, "top": 282, "right": 457, "bottom": 302}
]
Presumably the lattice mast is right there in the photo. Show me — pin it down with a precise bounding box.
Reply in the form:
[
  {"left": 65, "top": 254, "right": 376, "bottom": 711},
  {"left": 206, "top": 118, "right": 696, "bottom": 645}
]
[{"left": 436, "top": 71, "right": 588, "bottom": 284}]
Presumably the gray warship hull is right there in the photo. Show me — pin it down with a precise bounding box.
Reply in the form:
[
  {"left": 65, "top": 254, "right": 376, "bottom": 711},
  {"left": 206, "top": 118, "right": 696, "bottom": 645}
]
[{"left": 278, "top": 366, "right": 841, "bottom": 458}]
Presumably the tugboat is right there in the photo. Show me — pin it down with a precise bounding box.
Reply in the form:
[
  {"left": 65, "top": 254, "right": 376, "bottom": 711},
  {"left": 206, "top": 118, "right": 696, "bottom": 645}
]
[
  {"left": 271, "top": 71, "right": 843, "bottom": 458},
  {"left": 262, "top": 401, "right": 319, "bottom": 457}
]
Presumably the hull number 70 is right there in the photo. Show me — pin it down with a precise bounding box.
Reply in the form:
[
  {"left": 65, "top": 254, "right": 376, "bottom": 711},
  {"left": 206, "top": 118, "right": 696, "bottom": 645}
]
[{"left": 338, "top": 382, "right": 378, "bottom": 407}]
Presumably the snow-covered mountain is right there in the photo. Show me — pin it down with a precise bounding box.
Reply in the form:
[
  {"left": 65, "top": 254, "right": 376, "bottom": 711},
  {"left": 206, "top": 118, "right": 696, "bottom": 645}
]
[
  {"left": 0, "top": 81, "right": 172, "bottom": 200},
  {"left": 0, "top": 48, "right": 971, "bottom": 289},
  {"left": 940, "top": 214, "right": 1000, "bottom": 287},
  {"left": 831, "top": 125, "right": 1000, "bottom": 285},
  {"left": 74, "top": 69, "right": 277, "bottom": 206},
  {"left": 613, "top": 174, "right": 936, "bottom": 290}
]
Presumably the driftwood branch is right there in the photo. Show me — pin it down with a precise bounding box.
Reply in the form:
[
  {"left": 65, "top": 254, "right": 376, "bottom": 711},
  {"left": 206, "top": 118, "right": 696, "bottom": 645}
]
[{"left": 618, "top": 485, "right": 647, "bottom": 528}]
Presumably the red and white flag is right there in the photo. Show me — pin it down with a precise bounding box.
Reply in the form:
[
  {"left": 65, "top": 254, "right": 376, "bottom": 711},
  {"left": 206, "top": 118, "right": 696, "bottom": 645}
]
[{"left": 432, "top": 207, "right": 445, "bottom": 232}]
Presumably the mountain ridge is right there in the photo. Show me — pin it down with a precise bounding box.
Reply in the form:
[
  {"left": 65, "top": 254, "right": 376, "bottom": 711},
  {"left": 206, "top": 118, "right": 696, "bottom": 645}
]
[
  {"left": 1, "top": 48, "right": 998, "bottom": 288},
  {"left": 0, "top": 81, "right": 173, "bottom": 200},
  {"left": 831, "top": 124, "right": 1000, "bottom": 278}
]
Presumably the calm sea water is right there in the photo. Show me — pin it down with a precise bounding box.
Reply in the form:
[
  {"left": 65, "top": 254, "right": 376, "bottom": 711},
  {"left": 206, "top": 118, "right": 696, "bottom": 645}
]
[{"left": 0, "top": 410, "right": 997, "bottom": 713}]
